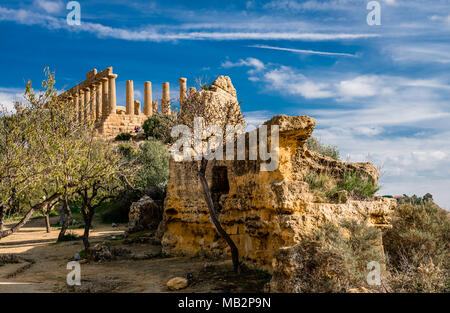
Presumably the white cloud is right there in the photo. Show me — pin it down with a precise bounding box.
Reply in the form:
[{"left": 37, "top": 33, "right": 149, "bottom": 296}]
[
  {"left": 260, "top": 66, "right": 334, "bottom": 99},
  {"left": 0, "top": 87, "right": 25, "bottom": 111},
  {"left": 243, "top": 110, "right": 273, "bottom": 131},
  {"left": 387, "top": 44, "right": 450, "bottom": 64},
  {"left": 312, "top": 126, "right": 450, "bottom": 210},
  {"left": 336, "top": 75, "right": 396, "bottom": 99},
  {"left": 34, "top": 0, "right": 63, "bottom": 14},
  {"left": 222, "top": 57, "right": 265, "bottom": 73},
  {"left": 236, "top": 58, "right": 450, "bottom": 209},
  {"left": 248, "top": 44, "right": 356, "bottom": 57},
  {"left": 0, "top": 6, "right": 380, "bottom": 42}
]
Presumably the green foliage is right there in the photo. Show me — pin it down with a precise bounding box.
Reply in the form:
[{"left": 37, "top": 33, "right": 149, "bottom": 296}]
[
  {"left": 338, "top": 171, "right": 380, "bottom": 199},
  {"left": 100, "top": 193, "right": 140, "bottom": 223},
  {"left": 101, "top": 140, "right": 169, "bottom": 223},
  {"left": 306, "top": 137, "right": 340, "bottom": 160},
  {"left": 303, "top": 170, "right": 379, "bottom": 201},
  {"left": 56, "top": 232, "right": 80, "bottom": 242},
  {"left": 142, "top": 113, "right": 175, "bottom": 143},
  {"left": 284, "top": 219, "right": 384, "bottom": 292},
  {"left": 114, "top": 132, "right": 132, "bottom": 141},
  {"left": 134, "top": 140, "right": 170, "bottom": 196},
  {"left": 383, "top": 202, "right": 449, "bottom": 292},
  {"left": 117, "top": 143, "right": 136, "bottom": 159},
  {"left": 200, "top": 83, "right": 210, "bottom": 90},
  {"left": 397, "top": 193, "right": 434, "bottom": 205},
  {"left": 1, "top": 68, "right": 124, "bottom": 240}
]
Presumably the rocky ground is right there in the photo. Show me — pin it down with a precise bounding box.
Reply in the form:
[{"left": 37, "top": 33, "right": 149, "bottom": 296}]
[{"left": 0, "top": 216, "right": 270, "bottom": 293}]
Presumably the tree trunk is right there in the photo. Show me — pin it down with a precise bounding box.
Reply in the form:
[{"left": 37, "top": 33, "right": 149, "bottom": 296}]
[
  {"left": 44, "top": 212, "right": 51, "bottom": 233},
  {"left": 82, "top": 214, "right": 93, "bottom": 251},
  {"left": 0, "top": 193, "right": 60, "bottom": 240},
  {"left": 0, "top": 206, "right": 6, "bottom": 232},
  {"left": 198, "top": 160, "right": 240, "bottom": 273},
  {"left": 58, "top": 196, "right": 72, "bottom": 241}
]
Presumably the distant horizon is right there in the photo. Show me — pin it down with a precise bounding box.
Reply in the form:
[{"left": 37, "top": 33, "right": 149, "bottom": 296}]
[{"left": 0, "top": 0, "right": 449, "bottom": 210}]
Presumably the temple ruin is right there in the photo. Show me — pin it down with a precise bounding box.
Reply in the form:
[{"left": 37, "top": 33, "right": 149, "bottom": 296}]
[
  {"left": 59, "top": 67, "right": 191, "bottom": 139},
  {"left": 157, "top": 76, "right": 395, "bottom": 292}
]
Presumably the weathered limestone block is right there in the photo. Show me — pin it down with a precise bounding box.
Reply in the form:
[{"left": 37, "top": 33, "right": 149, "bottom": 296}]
[
  {"left": 127, "top": 196, "right": 163, "bottom": 234},
  {"left": 177, "top": 75, "right": 244, "bottom": 130},
  {"left": 134, "top": 100, "right": 141, "bottom": 115},
  {"left": 161, "top": 76, "right": 395, "bottom": 285},
  {"left": 166, "top": 277, "right": 188, "bottom": 291}
]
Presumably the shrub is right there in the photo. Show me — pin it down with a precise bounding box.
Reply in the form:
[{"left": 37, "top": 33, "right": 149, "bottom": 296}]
[
  {"left": 117, "top": 143, "right": 136, "bottom": 159},
  {"left": 142, "top": 113, "right": 175, "bottom": 143},
  {"left": 283, "top": 219, "right": 384, "bottom": 292},
  {"left": 383, "top": 201, "right": 450, "bottom": 292},
  {"left": 303, "top": 170, "right": 379, "bottom": 201},
  {"left": 134, "top": 140, "right": 170, "bottom": 197},
  {"left": 307, "top": 137, "right": 340, "bottom": 160},
  {"left": 114, "top": 132, "right": 132, "bottom": 141},
  {"left": 338, "top": 171, "right": 380, "bottom": 199},
  {"left": 57, "top": 232, "right": 80, "bottom": 242},
  {"left": 100, "top": 191, "right": 140, "bottom": 223}
]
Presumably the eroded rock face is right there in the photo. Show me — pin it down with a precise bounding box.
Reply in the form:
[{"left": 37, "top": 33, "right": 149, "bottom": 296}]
[
  {"left": 127, "top": 196, "right": 163, "bottom": 234},
  {"left": 160, "top": 76, "right": 395, "bottom": 292},
  {"left": 177, "top": 75, "right": 244, "bottom": 130}
]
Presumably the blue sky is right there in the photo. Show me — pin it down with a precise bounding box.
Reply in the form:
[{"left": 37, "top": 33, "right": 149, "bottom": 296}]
[{"left": 0, "top": 0, "right": 449, "bottom": 209}]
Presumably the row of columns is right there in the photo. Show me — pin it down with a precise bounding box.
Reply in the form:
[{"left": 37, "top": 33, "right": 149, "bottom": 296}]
[
  {"left": 125, "top": 77, "right": 191, "bottom": 116},
  {"left": 71, "top": 75, "right": 193, "bottom": 122},
  {"left": 71, "top": 73, "right": 117, "bottom": 123}
]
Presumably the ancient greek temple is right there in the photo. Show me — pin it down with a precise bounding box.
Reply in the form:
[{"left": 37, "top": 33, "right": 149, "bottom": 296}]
[{"left": 60, "top": 67, "right": 190, "bottom": 138}]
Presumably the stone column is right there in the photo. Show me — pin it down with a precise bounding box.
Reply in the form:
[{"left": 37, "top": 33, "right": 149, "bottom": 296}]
[
  {"left": 84, "top": 87, "right": 91, "bottom": 122},
  {"left": 101, "top": 78, "right": 109, "bottom": 117},
  {"left": 95, "top": 82, "right": 102, "bottom": 120},
  {"left": 126, "top": 80, "right": 134, "bottom": 115},
  {"left": 108, "top": 74, "right": 117, "bottom": 115},
  {"left": 78, "top": 90, "right": 84, "bottom": 122},
  {"left": 189, "top": 87, "right": 196, "bottom": 97},
  {"left": 143, "top": 81, "right": 152, "bottom": 116},
  {"left": 91, "top": 85, "right": 97, "bottom": 121},
  {"left": 73, "top": 91, "right": 79, "bottom": 122},
  {"left": 152, "top": 100, "right": 158, "bottom": 114},
  {"left": 68, "top": 95, "right": 74, "bottom": 120},
  {"left": 134, "top": 100, "right": 141, "bottom": 115},
  {"left": 161, "top": 82, "right": 170, "bottom": 115},
  {"left": 178, "top": 77, "right": 187, "bottom": 107}
]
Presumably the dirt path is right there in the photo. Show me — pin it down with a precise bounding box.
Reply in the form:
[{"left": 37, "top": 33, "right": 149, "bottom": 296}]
[{"left": 0, "top": 217, "right": 269, "bottom": 293}]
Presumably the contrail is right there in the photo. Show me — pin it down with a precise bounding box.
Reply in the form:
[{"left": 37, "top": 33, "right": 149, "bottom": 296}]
[{"left": 248, "top": 44, "right": 357, "bottom": 57}]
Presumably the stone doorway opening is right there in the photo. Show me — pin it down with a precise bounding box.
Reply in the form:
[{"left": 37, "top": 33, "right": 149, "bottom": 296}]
[{"left": 211, "top": 166, "right": 230, "bottom": 212}]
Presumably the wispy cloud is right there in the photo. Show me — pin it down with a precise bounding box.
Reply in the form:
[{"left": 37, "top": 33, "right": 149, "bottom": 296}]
[
  {"left": 248, "top": 44, "right": 356, "bottom": 57},
  {"left": 0, "top": 6, "right": 380, "bottom": 42},
  {"left": 34, "top": 0, "right": 63, "bottom": 14},
  {"left": 222, "top": 57, "right": 265, "bottom": 74},
  {"left": 387, "top": 44, "right": 450, "bottom": 64}
]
